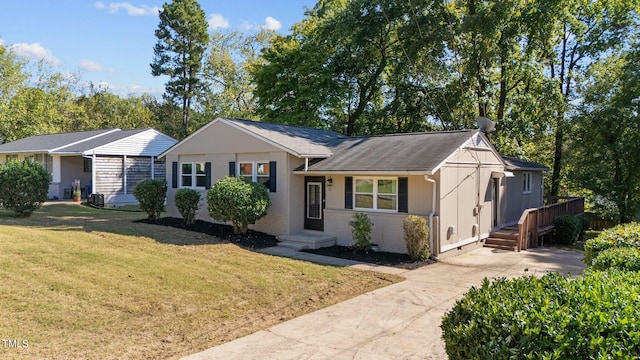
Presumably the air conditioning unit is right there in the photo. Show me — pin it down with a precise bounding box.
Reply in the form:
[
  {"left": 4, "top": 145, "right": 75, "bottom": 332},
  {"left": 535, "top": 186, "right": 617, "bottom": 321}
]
[{"left": 88, "top": 193, "right": 104, "bottom": 207}]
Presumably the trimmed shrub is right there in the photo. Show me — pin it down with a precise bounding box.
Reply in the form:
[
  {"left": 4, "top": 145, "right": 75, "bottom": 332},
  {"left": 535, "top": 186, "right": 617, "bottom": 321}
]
[
  {"left": 553, "top": 215, "right": 581, "bottom": 245},
  {"left": 584, "top": 222, "right": 640, "bottom": 265},
  {"left": 174, "top": 188, "right": 201, "bottom": 225},
  {"left": 577, "top": 215, "right": 590, "bottom": 232},
  {"left": 441, "top": 271, "right": 640, "bottom": 359},
  {"left": 349, "top": 212, "right": 373, "bottom": 251},
  {"left": 591, "top": 247, "right": 640, "bottom": 272},
  {"left": 403, "top": 215, "right": 430, "bottom": 261},
  {"left": 133, "top": 179, "right": 167, "bottom": 220},
  {"left": 0, "top": 160, "right": 51, "bottom": 217},
  {"left": 207, "top": 176, "right": 271, "bottom": 234}
]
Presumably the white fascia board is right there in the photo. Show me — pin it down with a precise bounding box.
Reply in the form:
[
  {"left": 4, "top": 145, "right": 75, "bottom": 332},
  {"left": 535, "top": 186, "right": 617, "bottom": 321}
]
[{"left": 292, "top": 170, "right": 431, "bottom": 176}]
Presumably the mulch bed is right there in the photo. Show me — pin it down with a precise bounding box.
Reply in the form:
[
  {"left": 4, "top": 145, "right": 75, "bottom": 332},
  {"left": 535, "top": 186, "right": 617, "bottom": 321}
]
[
  {"left": 136, "top": 217, "right": 279, "bottom": 249},
  {"left": 138, "top": 218, "right": 433, "bottom": 268},
  {"left": 303, "top": 245, "right": 435, "bottom": 270}
]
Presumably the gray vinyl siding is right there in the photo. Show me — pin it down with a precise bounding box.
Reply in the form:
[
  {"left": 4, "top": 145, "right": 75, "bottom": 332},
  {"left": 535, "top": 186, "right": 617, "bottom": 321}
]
[
  {"left": 95, "top": 156, "right": 165, "bottom": 195},
  {"left": 95, "top": 156, "right": 124, "bottom": 195},
  {"left": 125, "top": 157, "right": 151, "bottom": 194}
]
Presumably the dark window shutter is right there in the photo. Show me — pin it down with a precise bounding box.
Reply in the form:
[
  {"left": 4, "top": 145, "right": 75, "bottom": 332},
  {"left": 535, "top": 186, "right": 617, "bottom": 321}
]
[
  {"left": 204, "top": 162, "right": 212, "bottom": 189},
  {"left": 398, "top": 177, "right": 408, "bottom": 213},
  {"left": 345, "top": 176, "right": 353, "bottom": 209},
  {"left": 171, "top": 161, "right": 178, "bottom": 188},
  {"left": 269, "top": 161, "right": 277, "bottom": 192},
  {"left": 229, "top": 161, "right": 236, "bottom": 177}
]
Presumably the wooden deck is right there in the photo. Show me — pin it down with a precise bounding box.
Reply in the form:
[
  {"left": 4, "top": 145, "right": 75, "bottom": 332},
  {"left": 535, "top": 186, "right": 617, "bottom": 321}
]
[{"left": 484, "top": 197, "right": 585, "bottom": 252}]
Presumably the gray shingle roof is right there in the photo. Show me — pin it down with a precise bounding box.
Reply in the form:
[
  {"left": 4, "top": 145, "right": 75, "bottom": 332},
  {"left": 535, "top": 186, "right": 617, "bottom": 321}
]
[
  {"left": 0, "top": 128, "right": 175, "bottom": 157},
  {"left": 301, "top": 130, "right": 478, "bottom": 173},
  {"left": 223, "top": 118, "right": 343, "bottom": 157},
  {"left": 502, "top": 156, "right": 549, "bottom": 171},
  {"left": 0, "top": 129, "right": 116, "bottom": 153},
  {"left": 53, "top": 129, "right": 149, "bottom": 153}
]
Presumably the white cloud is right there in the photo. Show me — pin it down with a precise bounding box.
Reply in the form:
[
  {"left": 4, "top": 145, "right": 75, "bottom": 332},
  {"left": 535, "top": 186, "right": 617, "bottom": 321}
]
[
  {"left": 208, "top": 13, "right": 230, "bottom": 30},
  {"left": 240, "top": 17, "right": 283, "bottom": 32},
  {"left": 7, "top": 43, "right": 61, "bottom": 66},
  {"left": 0, "top": 39, "right": 4, "bottom": 46},
  {"left": 95, "top": 2, "right": 160, "bottom": 16},
  {"left": 261, "top": 16, "right": 282, "bottom": 31},
  {"left": 78, "top": 59, "right": 115, "bottom": 72}
]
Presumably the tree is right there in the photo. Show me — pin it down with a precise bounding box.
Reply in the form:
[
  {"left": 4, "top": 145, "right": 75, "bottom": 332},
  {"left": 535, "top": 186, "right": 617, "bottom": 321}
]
[
  {"left": 206, "top": 177, "right": 271, "bottom": 234},
  {"left": 253, "top": 0, "right": 450, "bottom": 135},
  {"left": 201, "top": 30, "right": 273, "bottom": 120},
  {"left": 570, "top": 48, "right": 640, "bottom": 223},
  {"left": 0, "top": 160, "right": 51, "bottom": 217},
  {"left": 151, "top": 0, "right": 209, "bottom": 138},
  {"left": 537, "top": 0, "right": 640, "bottom": 196}
]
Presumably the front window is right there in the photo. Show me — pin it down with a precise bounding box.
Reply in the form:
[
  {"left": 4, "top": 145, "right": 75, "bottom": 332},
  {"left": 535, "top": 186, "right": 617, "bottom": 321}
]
[
  {"left": 239, "top": 161, "right": 270, "bottom": 187},
  {"left": 6, "top": 154, "right": 17, "bottom": 162},
  {"left": 523, "top": 172, "right": 532, "bottom": 194},
  {"left": 354, "top": 178, "right": 397, "bottom": 211},
  {"left": 83, "top": 158, "right": 92, "bottom": 173},
  {"left": 181, "top": 162, "right": 206, "bottom": 188}
]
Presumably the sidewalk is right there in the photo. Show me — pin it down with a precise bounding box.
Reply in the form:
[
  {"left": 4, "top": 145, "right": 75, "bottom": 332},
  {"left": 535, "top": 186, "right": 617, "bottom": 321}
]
[{"left": 182, "top": 247, "right": 585, "bottom": 360}]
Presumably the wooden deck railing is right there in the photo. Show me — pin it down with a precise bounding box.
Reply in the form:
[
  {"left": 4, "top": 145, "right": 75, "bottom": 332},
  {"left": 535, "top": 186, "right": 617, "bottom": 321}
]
[{"left": 516, "top": 197, "right": 585, "bottom": 251}]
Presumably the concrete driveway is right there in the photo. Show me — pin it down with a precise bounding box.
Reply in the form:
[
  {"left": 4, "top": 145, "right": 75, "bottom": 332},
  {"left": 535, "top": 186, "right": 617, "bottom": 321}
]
[{"left": 182, "top": 247, "right": 585, "bottom": 360}]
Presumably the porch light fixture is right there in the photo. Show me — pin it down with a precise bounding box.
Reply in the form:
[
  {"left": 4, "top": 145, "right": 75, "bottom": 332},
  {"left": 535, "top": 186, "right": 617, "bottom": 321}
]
[{"left": 327, "top": 177, "right": 333, "bottom": 187}]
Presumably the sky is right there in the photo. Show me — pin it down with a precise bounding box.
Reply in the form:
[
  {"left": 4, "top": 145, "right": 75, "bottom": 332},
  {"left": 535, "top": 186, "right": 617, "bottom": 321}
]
[{"left": 0, "top": 0, "right": 317, "bottom": 97}]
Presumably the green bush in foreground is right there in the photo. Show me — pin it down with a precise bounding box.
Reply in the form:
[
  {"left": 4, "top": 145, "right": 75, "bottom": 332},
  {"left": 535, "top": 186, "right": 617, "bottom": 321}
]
[
  {"left": 441, "top": 271, "right": 640, "bottom": 359},
  {"left": 174, "top": 188, "right": 201, "bottom": 225},
  {"left": 133, "top": 179, "right": 167, "bottom": 220},
  {"left": 207, "top": 176, "right": 270, "bottom": 234},
  {"left": 584, "top": 222, "right": 640, "bottom": 265},
  {"left": 0, "top": 160, "right": 51, "bottom": 217},
  {"left": 403, "top": 215, "right": 429, "bottom": 261}
]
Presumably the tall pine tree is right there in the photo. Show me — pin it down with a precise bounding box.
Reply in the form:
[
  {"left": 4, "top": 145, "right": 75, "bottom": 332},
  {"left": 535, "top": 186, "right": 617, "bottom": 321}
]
[{"left": 151, "top": 0, "right": 209, "bottom": 138}]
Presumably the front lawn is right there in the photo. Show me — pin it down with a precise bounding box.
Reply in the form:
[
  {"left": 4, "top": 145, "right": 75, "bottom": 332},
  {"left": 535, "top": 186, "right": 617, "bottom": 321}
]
[{"left": 0, "top": 204, "right": 401, "bottom": 359}]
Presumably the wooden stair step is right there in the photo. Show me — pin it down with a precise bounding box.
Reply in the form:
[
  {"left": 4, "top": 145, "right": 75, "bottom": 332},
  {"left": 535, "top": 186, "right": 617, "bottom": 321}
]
[
  {"left": 489, "top": 231, "right": 519, "bottom": 240},
  {"left": 484, "top": 237, "right": 517, "bottom": 251}
]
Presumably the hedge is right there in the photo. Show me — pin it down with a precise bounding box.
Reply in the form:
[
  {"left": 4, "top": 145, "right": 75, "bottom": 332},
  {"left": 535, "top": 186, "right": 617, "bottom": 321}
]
[
  {"left": 553, "top": 215, "right": 582, "bottom": 245},
  {"left": 207, "top": 177, "right": 270, "bottom": 234},
  {"left": 441, "top": 271, "right": 640, "bottom": 359},
  {"left": 174, "top": 188, "right": 201, "bottom": 225},
  {"left": 584, "top": 222, "right": 640, "bottom": 265},
  {"left": 591, "top": 247, "right": 640, "bottom": 272}
]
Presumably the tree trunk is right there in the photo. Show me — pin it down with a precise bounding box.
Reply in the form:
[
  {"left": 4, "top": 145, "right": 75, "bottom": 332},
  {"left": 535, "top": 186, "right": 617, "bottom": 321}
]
[{"left": 550, "top": 124, "right": 563, "bottom": 196}]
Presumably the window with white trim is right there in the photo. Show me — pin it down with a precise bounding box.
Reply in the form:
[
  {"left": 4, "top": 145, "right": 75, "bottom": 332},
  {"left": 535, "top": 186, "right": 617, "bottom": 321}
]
[
  {"left": 238, "top": 161, "right": 270, "bottom": 187},
  {"left": 354, "top": 177, "right": 398, "bottom": 211},
  {"left": 181, "top": 162, "right": 206, "bottom": 188},
  {"left": 523, "top": 172, "right": 532, "bottom": 194},
  {"left": 6, "top": 154, "right": 17, "bottom": 162}
]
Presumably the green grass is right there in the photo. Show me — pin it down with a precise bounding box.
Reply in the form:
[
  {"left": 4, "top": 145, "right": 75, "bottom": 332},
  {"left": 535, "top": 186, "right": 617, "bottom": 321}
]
[{"left": 0, "top": 204, "right": 401, "bottom": 359}]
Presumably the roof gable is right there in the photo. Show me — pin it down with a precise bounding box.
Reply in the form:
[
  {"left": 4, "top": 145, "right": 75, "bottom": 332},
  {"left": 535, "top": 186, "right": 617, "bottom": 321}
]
[{"left": 82, "top": 129, "right": 177, "bottom": 156}]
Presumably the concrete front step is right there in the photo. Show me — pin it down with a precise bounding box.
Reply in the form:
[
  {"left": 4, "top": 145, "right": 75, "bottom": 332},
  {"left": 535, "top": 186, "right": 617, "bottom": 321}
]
[{"left": 276, "top": 232, "right": 336, "bottom": 250}]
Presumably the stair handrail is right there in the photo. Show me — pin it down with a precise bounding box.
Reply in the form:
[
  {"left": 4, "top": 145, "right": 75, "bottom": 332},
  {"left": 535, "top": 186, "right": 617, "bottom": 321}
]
[{"left": 516, "top": 197, "right": 584, "bottom": 251}]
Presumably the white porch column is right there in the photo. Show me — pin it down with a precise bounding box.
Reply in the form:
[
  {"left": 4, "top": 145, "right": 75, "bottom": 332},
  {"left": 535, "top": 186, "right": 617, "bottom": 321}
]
[
  {"left": 123, "top": 155, "right": 127, "bottom": 194},
  {"left": 151, "top": 156, "right": 155, "bottom": 180},
  {"left": 92, "top": 154, "right": 97, "bottom": 194}
]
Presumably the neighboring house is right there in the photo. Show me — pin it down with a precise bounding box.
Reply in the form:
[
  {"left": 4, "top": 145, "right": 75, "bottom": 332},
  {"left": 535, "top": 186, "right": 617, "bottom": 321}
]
[
  {"left": 161, "top": 117, "right": 549, "bottom": 257},
  {"left": 0, "top": 128, "right": 177, "bottom": 205}
]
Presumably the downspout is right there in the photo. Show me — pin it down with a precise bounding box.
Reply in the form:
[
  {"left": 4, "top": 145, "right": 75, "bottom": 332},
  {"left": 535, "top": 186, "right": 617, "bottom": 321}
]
[
  {"left": 425, "top": 175, "right": 437, "bottom": 257},
  {"left": 151, "top": 156, "right": 155, "bottom": 180},
  {"left": 304, "top": 157, "right": 309, "bottom": 172}
]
